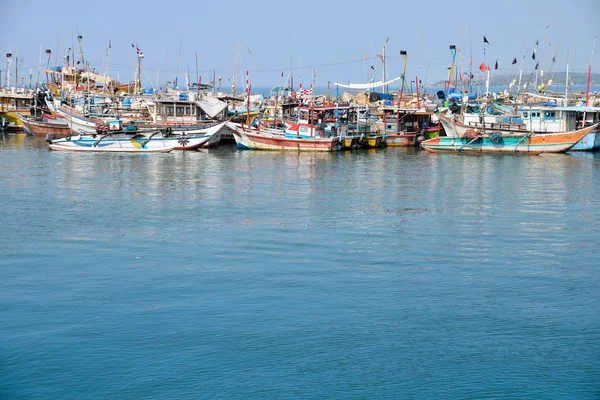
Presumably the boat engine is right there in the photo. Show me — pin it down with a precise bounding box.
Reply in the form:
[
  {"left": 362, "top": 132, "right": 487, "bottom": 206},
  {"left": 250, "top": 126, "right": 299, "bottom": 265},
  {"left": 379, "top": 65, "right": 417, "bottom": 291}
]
[{"left": 45, "top": 133, "right": 56, "bottom": 143}]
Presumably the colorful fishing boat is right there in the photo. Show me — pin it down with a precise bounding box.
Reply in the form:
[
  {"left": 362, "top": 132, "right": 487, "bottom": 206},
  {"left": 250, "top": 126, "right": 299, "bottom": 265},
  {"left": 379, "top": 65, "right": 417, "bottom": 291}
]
[
  {"left": 16, "top": 113, "right": 71, "bottom": 136},
  {"left": 227, "top": 122, "right": 340, "bottom": 151},
  {"left": 420, "top": 124, "right": 598, "bottom": 155},
  {"left": 492, "top": 104, "right": 600, "bottom": 152},
  {"left": 379, "top": 106, "right": 442, "bottom": 146}
]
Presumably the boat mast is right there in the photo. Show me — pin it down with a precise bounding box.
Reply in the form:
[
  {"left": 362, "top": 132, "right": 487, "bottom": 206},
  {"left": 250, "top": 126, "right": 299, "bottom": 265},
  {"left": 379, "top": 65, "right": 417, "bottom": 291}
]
[
  {"left": 104, "top": 40, "right": 111, "bottom": 94},
  {"left": 565, "top": 48, "right": 569, "bottom": 107},
  {"left": 232, "top": 44, "right": 237, "bottom": 97},
  {"left": 37, "top": 44, "right": 42, "bottom": 92},
  {"left": 400, "top": 50, "right": 408, "bottom": 102},
  {"left": 246, "top": 70, "right": 250, "bottom": 126},
  {"left": 15, "top": 54, "right": 19, "bottom": 88},
  {"left": 135, "top": 49, "right": 144, "bottom": 96},
  {"left": 5, "top": 53, "right": 12, "bottom": 88},
  {"left": 585, "top": 35, "right": 596, "bottom": 107},
  {"left": 77, "top": 35, "right": 85, "bottom": 70},
  {"left": 311, "top": 66, "right": 315, "bottom": 137},
  {"left": 380, "top": 37, "right": 389, "bottom": 94},
  {"left": 468, "top": 22, "right": 473, "bottom": 93},
  {"left": 448, "top": 45, "right": 457, "bottom": 91},
  {"left": 195, "top": 52, "right": 199, "bottom": 96}
]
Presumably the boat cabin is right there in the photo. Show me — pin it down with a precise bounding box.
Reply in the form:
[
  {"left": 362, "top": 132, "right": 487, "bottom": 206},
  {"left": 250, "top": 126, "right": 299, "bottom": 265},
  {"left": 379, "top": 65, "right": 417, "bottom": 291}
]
[{"left": 145, "top": 97, "right": 228, "bottom": 125}]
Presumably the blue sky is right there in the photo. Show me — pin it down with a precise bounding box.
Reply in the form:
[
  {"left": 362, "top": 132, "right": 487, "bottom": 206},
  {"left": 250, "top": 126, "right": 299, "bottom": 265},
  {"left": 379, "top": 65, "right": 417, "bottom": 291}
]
[{"left": 2, "top": 0, "right": 599, "bottom": 90}]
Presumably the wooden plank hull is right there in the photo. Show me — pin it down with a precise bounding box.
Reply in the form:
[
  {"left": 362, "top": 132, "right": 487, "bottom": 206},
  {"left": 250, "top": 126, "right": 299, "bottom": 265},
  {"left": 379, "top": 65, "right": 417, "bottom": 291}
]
[
  {"left": 421, "top": 124, "right": 598, "bottom": 155},
  {"left": 17, "top": 113, "right": 71, "bottom": 136},
  {"left": 570, "top": 131, "right": 600, "bottom": 151},
  {"left": 228, "top": 122, "right": 340, "bottom": 152},
  {"left": 385, "top": 133, "right": 418, "bottom": 146}
]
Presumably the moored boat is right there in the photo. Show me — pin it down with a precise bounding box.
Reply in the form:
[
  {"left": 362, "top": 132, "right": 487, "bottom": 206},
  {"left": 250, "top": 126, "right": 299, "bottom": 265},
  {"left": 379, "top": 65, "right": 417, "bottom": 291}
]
[
  {"left": 227, "top": 122, "right": 340, "bottom": 151},
  {"left": 17, "top": 113, "right": 71, "bottom": 136},
  {"left": 48, "top": 133, "right": 176, "bottom": 153},
  {"left": 420, "top": 124, "right": 598, "bottom": 155},
  {"left": 1, "top": 90, "right": 34, "bottom": 131},
  {"left": 48, "top": 120, "right": 227, "bottom": 152}
]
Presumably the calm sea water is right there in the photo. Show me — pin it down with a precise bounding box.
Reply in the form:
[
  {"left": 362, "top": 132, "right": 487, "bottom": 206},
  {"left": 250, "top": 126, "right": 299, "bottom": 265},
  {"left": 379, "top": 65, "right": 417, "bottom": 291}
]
[{"left": 1, "top": 134, "right": 599, "bottom": 399}]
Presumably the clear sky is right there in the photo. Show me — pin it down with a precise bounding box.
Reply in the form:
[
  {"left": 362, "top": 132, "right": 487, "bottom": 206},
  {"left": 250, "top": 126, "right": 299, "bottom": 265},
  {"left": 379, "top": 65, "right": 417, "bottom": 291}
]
[{"left": 2, "top": 0, "right": 599, "bottom": 91}]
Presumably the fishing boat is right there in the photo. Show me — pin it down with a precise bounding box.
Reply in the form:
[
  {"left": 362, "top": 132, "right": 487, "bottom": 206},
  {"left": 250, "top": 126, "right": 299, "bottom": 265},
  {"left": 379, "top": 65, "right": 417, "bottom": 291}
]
[
  {"left": 439, "top": 112, "right": 528, "bottom": 138},
  {"left": 379, "top": 105, "right": 442, "bottom": 146},
  {"left": 0, "top": 90, "right": 34, "bottom": 131},
  {"left": 492, "top": 104, "right": 600, "bottom": 151},
  {"left": 48, "top": 130, "right": 177, "bottom": 153},
  {"left": 227, "top": 122, "right": 340, "bottom": 151},
  {"left": 16, "top": 113, "right": 71, "bottom": 136},
  {"left": 48, "top": 119, "right": 227, "bottom": 152},
  {"left": 55, "top": 100, "right": 227, "bottom": 143},
  {"left": 420, "top": 124, "right": 598, "bottom": 155}
]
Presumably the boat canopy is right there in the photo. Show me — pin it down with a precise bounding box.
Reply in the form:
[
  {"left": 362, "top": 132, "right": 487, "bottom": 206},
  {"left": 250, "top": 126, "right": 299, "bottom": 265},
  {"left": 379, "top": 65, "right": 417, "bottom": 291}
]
[
  {"left": 334, "top": 77, "right": 401, "bottom": 90},
  {"left": 195, "top": 97, "right": 228, "bottom": 118}
]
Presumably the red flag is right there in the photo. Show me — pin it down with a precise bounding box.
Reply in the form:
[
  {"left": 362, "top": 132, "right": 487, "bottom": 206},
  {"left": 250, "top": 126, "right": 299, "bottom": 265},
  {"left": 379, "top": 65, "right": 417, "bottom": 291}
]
[{"left": 479, "top": 62, "right": 487, "bottom": 72}]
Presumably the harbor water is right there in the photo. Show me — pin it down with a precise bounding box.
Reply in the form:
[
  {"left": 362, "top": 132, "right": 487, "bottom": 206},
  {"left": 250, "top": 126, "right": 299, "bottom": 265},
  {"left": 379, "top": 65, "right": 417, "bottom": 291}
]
[{"left": 1, "top": 134, "right": 599, "bottom": 399}]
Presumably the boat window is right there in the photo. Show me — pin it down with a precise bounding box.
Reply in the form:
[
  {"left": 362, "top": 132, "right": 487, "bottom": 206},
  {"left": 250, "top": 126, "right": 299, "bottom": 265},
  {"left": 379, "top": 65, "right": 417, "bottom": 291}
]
[
  {"left": 176, "top": 107, "right": 184, "bottom": 114},
  {"left": 545, "top": 111, "right": 555, "bottom": 118},
  {"left": 167, "top": 107, "right": 174, "bottom": 114},
  {"left": 523, "top": 112, "right": 528, "bottom": 118}
]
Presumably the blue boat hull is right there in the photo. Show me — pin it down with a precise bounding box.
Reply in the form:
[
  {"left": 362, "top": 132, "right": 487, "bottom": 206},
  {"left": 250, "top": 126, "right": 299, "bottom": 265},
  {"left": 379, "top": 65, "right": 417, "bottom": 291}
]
[{"left": 570, "top": 131, "right": 600, "bottom": 151}]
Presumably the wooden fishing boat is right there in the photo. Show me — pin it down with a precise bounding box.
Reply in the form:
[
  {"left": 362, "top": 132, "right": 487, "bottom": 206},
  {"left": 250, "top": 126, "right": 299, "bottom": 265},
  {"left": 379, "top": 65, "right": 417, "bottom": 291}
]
[
  {"left": 16, "top": 113, "right": 71, "bottom": 136},
  {"left": 378, "top": 106, "right": 440, "bottom": 146},
  {"left": 420, "top": 124, "right": 598, "bottom": 155},
  {"left": 439, "top": 113, "right": 529, "bottom": 138},
  {"left": 384, "top": 133, "right": 418, "bottom": 146},
  {"left": 227, "top": 122, "right": 340, "bottom": 151}
]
